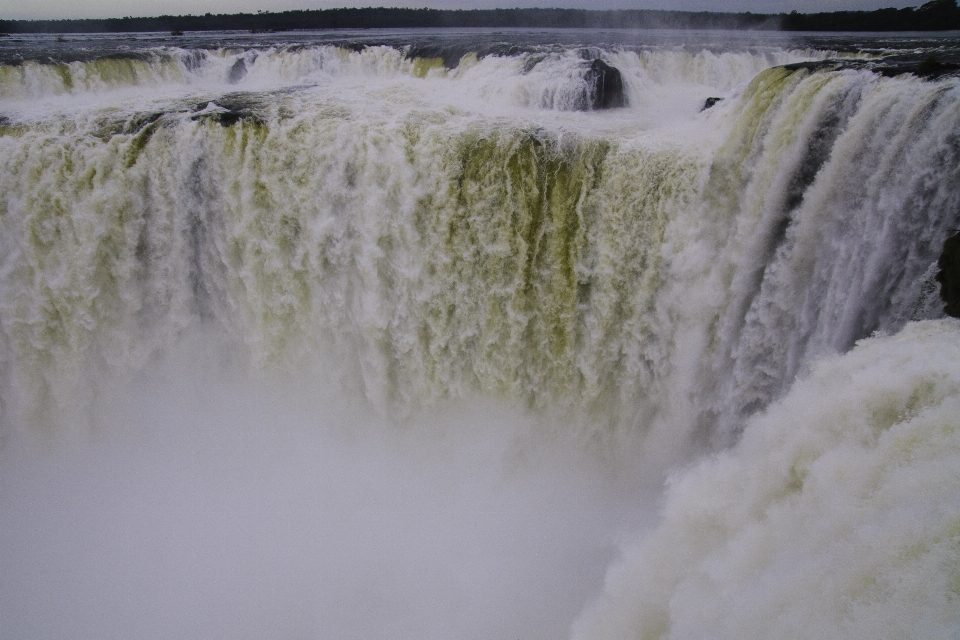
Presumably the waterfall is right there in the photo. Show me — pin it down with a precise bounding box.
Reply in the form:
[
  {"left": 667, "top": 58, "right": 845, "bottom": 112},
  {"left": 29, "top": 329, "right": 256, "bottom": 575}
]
[{"left": 1, "top": 34, "right": 958, "bottom": 640}]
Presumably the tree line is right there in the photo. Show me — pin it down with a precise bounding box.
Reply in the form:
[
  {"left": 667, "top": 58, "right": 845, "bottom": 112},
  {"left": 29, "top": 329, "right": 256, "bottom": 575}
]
[{"left": 1, "top": 0, "right": 958, "bottom": 34}]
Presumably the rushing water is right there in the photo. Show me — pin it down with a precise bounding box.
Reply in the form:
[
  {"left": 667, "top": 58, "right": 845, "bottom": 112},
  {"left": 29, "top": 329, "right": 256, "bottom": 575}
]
[{"left": 0, "top": 28, "right": 958, "bottom": 640}]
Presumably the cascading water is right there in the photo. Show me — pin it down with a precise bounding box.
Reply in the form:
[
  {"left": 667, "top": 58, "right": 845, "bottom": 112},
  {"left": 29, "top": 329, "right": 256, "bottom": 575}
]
[{"left": 0, "top": 29, "right": 958, "bottom": 640}]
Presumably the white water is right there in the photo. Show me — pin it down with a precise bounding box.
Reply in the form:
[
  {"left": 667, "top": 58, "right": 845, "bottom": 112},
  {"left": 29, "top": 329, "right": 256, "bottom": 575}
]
[
  {"left": 0, "top": 33, "right": 958, "bottom": 640},
  {"left": 574, "top": 320, "right": 960, "bottom": 640}
]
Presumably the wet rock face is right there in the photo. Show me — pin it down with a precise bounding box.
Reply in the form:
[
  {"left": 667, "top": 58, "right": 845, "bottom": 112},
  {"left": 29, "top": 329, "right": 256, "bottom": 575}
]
[
  {"left": 937, "top": 231, "right": 960, "bottom": 318},
  {"left": 584, "top": 59, "right": 625, "bottom": 109}
]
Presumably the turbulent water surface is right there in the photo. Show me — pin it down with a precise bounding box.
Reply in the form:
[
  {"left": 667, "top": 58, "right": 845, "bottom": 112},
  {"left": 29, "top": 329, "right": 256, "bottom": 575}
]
[{"left": 0, "top": 28, "right": 959, "bottom": 640}]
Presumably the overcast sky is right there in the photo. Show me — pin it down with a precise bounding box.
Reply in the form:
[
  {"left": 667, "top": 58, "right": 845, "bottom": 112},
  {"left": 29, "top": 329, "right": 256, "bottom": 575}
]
[{"left": 0, "top": 0, "right": 923, "bottom": 21}]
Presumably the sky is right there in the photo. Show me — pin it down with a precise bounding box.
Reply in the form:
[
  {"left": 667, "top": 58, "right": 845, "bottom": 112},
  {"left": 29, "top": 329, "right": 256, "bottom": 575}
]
[{"left": 0, "top": 0, "right": 924, "bottom": 21}]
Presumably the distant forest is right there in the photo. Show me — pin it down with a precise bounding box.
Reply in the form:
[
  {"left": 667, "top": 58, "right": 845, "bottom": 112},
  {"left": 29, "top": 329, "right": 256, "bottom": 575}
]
[{"left": 1, "top": 0, "right": 958, "bottom": 34}]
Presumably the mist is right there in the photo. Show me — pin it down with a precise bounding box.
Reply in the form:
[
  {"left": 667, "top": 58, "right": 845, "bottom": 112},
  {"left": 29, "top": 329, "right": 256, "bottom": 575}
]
[{"left": 0, "top": 332, "right": 656, "bottom": 640}]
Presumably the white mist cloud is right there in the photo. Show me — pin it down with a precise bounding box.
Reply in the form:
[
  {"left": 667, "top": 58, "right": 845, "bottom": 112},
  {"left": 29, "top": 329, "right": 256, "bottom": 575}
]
[{"left": 0, "top": 334, "right": 655, "bottom": 640}]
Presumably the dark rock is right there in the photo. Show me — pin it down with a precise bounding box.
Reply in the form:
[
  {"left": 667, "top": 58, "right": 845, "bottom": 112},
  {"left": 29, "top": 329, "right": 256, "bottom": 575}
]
[
  {"left": 917, "top": 55, "right": 942, "bottom": 75},
  {"left": 122, "top": 111, "right": 164, "bottom": 134},
  {"left": 228, "top": 58, "right": 247, "bottom": 84},
  {"left": 702, "top": 97, "right": 723, "bottom": 111},
  {"left": 584, "top": 59, "right": 625, "bottom": 110},
  {"left": 191, "top": 96, "right": 265, "bottom": 127},
  {"left": 936, "top": 230, "right": 960, "bottom": 318},
  {"left": 521, "top": 53, "right": 547, "bottom": 74},
  {"left": 781, "top": 58, "right": 959, "bottom": 82},
  {"left": 912, "top": 55, "right": 960, "bottom": 79},
  {"left": 406, "top": 43, "right": 470, "bottom": 70},
  {"left": 875, "top": 66, "right": 909, "bottom": 78},
  {"left": 782, "top": 60, "right": 843, "bottom": 75},
  {"left": 212, "top": 111, "right": 246, "bottom": 126},
  {"left": 865, "top": 57, "right": 958, "bottom": 79}
]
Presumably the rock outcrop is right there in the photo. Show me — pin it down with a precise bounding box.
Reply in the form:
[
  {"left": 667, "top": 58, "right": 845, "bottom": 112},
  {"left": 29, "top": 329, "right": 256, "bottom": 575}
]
[
  {"left": 228, "top": 58, "right": 247, "bottom": 84},
  {"left": 702, "top": 97, "right": 723, "bottom": 110},
  {"left": 584, "top": 59, "right": 625, "bottom": 109},
  {"left": 937, "top": 230, "right": 960, "bottom": 318}
]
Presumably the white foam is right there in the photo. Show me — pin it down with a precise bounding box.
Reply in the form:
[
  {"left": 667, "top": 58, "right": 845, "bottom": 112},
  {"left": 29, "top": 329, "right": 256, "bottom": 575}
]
[{"left": 574, "top": 320, "right": 960, "bottom": 640}]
